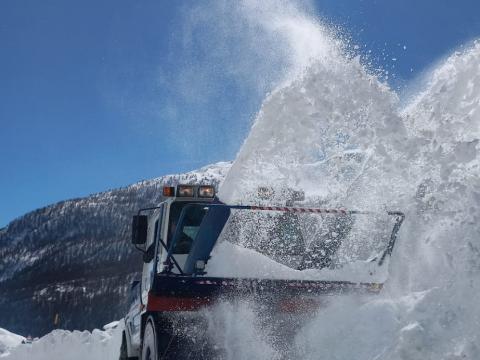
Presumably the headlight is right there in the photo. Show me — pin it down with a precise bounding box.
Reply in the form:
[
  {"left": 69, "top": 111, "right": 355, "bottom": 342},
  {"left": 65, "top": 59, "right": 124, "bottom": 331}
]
[
  {"left": 177, "top": 185, "right": 195, "bottom": 197},
  {"left": 198, "top": 185, "right": 215, "bottom": 198}
]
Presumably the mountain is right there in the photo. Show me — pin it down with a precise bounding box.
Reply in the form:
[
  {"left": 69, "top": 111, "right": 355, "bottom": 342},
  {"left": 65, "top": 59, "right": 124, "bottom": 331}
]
[{"left": 0, "top": 162, "right": 230, "bottom": 337}]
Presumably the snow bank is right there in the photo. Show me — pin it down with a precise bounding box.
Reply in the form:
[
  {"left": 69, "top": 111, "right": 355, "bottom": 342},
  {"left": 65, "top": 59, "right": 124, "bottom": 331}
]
[
  {"left": 294, "top": 284, "right": 480, "bottom": 359},
  {"left": 3, "top": 322, "right": 122, "bottom": 360},
  {"left": 218, "top": 43, "right": 401, "bottom": 207},
  {"left": 0, "top": 328, "right": 24, "bottom": 357}
]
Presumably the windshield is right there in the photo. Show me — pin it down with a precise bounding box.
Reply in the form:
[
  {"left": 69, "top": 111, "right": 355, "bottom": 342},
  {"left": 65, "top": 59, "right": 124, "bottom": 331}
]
[
  {"left": 164, "top": 203, "right": 402, "bottom": 282},
  {"left": 168, "top": 202, "right": 207, "bottom": 254}
]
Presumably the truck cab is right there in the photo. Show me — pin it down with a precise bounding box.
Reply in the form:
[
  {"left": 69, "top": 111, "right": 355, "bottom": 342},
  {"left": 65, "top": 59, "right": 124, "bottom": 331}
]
[{"left": 121, "top": 184, "right": 218, "bottom": 359}]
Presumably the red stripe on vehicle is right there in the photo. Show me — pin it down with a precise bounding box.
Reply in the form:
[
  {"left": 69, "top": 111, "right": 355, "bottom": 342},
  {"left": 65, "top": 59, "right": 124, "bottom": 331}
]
[{"left": 146, "top": 293, "right": 211, "bottom": 312}]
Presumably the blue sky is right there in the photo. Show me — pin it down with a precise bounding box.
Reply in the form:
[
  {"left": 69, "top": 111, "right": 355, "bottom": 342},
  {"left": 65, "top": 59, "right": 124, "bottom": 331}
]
[{"left": 1, "top": 0, "right": 479, "bottom": 227}]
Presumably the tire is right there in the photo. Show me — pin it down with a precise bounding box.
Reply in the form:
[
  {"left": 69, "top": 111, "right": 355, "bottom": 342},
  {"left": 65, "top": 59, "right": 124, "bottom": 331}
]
[
  {"left": 142, "top": 317, "right": 216, "bottom": 360},
  {"left": 119, "top": 333, "right": 128, "bottom": 360},
  {"left": 142, "top": 321, "right": 158, "bottom": 360},
  {"left": 120, "top": 332, "right": 138, "bottom": 360},
  {"left": 142, "top": 318, "right": 179, "bottom": 360}
]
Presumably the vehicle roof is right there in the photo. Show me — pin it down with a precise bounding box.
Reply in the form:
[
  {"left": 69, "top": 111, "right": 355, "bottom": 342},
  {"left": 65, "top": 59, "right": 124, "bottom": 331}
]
[{"left": 149, "top": 196, "right": 221, "bottom": 218}]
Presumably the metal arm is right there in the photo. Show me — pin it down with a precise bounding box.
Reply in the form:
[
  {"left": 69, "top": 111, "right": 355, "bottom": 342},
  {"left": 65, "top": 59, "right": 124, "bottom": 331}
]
[{"left": 378, "top": 211, "right": 405, "bottom": 265}]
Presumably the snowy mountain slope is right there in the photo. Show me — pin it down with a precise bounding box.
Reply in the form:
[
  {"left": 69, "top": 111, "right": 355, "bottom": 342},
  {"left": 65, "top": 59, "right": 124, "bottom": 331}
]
[{"left": 0, "top": 162, "right": 230, "bottom": 337}]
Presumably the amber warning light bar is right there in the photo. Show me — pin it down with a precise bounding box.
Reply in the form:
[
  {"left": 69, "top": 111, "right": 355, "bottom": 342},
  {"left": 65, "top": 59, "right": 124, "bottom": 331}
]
[
  {"left": 162, "top": 185, "right": 215, "bottom": 198},
  {"left": 163, "top": 186, "right": 175, "bottom": 197}
]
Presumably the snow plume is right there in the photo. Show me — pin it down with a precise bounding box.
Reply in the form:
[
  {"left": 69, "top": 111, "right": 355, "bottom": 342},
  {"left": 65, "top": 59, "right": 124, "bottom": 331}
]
[
  {"left": 210, "top": 2, "right": 480, "bottom": 358},
  {"left": 218, "top": 57, "right": 404, "bottom": 206},
  {"left": 165, "top": 0, "right": 342, "bottom": 157},
  {"left": 217, "top": 1, "right": 405, "bottom": 207},
  {"left": 394, "top": 41, "right": 480, "bottom": 293},
  {"left": 201, "top": 301, "right": 279, "bottom": 360},
  {"left": 219, "top": 27, "right": 480, "bottom": 358},
  {"left": 178, "top": 0, "right": 338, "bottom": 97}
]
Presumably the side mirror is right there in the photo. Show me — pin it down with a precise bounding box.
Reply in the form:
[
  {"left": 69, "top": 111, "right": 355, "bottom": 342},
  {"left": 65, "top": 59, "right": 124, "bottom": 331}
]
[
  {"left": 130, "top": 280, "right": 140, "bottom": 290},
  {"left": 142, "top": 243, "right": 155, "bottom": 263},
  {"left": 132, "top": 215, "right": 148, "bottom": 245}
]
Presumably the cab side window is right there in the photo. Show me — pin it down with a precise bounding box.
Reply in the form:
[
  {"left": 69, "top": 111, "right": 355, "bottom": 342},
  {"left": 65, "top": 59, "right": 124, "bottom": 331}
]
[
  {"left": 169, "top": 204, "right": 207, "bottom": 254},
  {"left": 153, "top": 220, "right": 159, "bottom": 244}
]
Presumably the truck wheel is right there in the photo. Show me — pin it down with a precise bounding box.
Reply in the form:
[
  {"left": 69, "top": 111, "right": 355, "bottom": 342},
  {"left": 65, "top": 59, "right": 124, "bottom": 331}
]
[
  {"left": 142, "top": 319, "right": 174, "bottom": 360},
  {"left": 120, "top": 332, "right": 138, "bottom": 360},
  {"left": 119, "top": 332, "right": 128, "bottom": 360},
  {"left": 142, "top": 321, "right": 158, "bottom": 360}
]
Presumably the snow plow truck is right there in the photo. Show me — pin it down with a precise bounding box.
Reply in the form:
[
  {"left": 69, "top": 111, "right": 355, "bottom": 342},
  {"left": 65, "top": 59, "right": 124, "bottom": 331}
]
[{"left": 120, "top": 184, "right": 404, "bottom": 360}]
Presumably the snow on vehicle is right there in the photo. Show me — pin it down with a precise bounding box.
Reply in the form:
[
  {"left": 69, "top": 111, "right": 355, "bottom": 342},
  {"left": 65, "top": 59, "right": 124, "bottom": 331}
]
[{"left": 120, "top": 184, "right": 404, "bottom": 360}]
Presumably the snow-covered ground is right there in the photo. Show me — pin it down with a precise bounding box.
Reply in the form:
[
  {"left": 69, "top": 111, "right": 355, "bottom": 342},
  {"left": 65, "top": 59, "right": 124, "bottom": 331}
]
[
  {"left": 0, "top": 328, "right": 24, "bottom": 358},
  {"left": 1, "top": 322, "right": 121, "bottom": 360}
]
